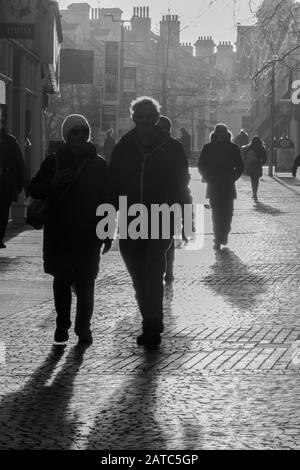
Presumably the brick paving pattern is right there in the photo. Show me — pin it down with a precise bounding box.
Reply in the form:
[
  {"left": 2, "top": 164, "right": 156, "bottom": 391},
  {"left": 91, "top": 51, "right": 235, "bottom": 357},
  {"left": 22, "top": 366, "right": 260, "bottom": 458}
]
[{"left": 1, "top": 170, "right": 300, "bottom": 449}]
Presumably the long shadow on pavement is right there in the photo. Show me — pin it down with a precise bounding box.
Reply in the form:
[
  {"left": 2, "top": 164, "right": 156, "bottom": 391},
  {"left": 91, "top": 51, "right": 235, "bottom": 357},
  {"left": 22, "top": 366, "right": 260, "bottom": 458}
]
[
  {"left": 0, "top": 345, "right": 86, "bottom": 450},
  {"left": 203, "top": 248, "right": 267, "bottom": 311},
  {"left": 3, "top": 224, "right": 32, "bottom": 243},
  {"left": 86, "top": 283, "right": 202, "bottom": 450},
  {"left": 86, "top": 349, "right": 168, "bottom": 450},
  {"left": 253, "top": 201, "right": 284, "bottom": 215}
]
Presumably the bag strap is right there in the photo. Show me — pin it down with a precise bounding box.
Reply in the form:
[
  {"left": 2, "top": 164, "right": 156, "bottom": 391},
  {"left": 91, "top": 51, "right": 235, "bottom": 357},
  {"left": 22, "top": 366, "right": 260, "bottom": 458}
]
[
  {"left": 55, "top": 154, "right": 59, "bottom": 172},
  {"left": 51, "top": 157, "right": 91, "bottom": 212}
]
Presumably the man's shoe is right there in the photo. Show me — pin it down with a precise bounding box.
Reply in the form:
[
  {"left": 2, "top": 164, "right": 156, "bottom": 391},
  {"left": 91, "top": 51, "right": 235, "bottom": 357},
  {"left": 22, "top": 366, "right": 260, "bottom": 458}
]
[
  {"left": 137, "top": 332, "right": 161, "bottom": 347},
  {"left": 54, "top": 328, "right": 69, "bottom": 344},
  {"left": 77, "top": 334, "right": 93, "bottom": 346},
  {"left": 0, "top": 241, "right": 6, "bottom": 249}
]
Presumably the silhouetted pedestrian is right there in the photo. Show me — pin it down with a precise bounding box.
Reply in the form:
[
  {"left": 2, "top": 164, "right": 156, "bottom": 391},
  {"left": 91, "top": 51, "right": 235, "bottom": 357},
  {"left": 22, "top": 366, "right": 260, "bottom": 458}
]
[
  {"left": 0, "top": 118, "right": 24, "bottom": 248},
  {"left": 292, "top": 154, "right": 300, "bottom": 177},
  {"left": 178, "top": 127, "right": 191, "bottom": 161},
  {"left": 103, "top": 128, "right": 116, "bottom": 165},
  {"left": 157, "top": 115, "right": 175, "bottom": 282},
  {"left": 109, "top": 97, "right": 192, "bottom": 346},
  {"left": 234, "top": 129, "right": 249, "bottom": 149},
  {"left": 198, "top": 123, "right": 243, "bottom": 251},
  {"left": 242, "top": 136, "right": 267, "bottom": 202},
  {"left": 29, "top": 114, "right": 111, "bottom": 346}
]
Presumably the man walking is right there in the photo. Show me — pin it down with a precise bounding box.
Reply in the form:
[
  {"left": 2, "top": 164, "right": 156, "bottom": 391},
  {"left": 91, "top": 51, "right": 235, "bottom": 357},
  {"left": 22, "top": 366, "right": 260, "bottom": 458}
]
[
  {"left": 198, "top": 123, "right": 243, "bottom": 251},
  {"left": 109, "top": 97, "right": 192, "bottom": 346}
]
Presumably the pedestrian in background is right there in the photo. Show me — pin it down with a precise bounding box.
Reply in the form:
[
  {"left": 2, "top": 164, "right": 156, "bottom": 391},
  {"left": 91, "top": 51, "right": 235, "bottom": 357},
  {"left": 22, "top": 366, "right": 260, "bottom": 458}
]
[
  {"left": 29, "top": 114, "right": 111, "bottom": 347},
  {"left": 157, "top": 115, "right": 190, "bottom": 282},
  {"left": 178, "top": 127, "right": 191, "bottom": 162},
  {"left": 103, "top": 128, "right": 116, "bottom": 165},
  {"left": 292, "top": 153, "right": 300, "bottom": 177},
  {"left": 243, "top": 136, "right": 267, "bottom": 202},
  {"left": 234, "top": 129, "right": 249, "bottom": 149},
  {"left": 109, "top": 97, "right": 192, "bottom": 346},
  {"left": 0, "top": 118, "right": 24, "bottom": 248},
  {"left": 198, "top": 123, "right": 243, "bottom": 251}
]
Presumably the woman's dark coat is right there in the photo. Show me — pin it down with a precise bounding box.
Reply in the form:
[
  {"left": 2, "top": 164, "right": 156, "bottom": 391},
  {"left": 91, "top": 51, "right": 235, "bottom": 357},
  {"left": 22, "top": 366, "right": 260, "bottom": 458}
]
[
  {"left": 242, "top": 143, "right": 267, "bottom": 178},
  {"left": 198, "top": 141, "right": 244, "bottom": 199},
  {"left": 28, "top": 143, "right": 108, "bottom": 277}
]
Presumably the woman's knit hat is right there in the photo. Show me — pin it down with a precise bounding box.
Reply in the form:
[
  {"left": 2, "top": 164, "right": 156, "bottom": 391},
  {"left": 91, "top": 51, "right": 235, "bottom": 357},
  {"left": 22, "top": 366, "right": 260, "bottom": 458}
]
[{"left": 61, "top": 114, "right": 91, "bottom": 143}]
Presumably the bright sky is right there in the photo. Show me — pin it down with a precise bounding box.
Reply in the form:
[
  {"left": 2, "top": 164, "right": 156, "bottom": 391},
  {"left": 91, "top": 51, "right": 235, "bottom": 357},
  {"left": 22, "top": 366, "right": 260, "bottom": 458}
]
[{"left": 58, "top": 0, "right": 262, "bottom": 45}]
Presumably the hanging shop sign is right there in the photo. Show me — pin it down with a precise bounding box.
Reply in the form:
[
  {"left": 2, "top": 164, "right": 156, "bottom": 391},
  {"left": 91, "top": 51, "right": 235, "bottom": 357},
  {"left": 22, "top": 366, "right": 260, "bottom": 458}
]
[{"left": 60, "top": 49, "right": 94, "bottom": 84}]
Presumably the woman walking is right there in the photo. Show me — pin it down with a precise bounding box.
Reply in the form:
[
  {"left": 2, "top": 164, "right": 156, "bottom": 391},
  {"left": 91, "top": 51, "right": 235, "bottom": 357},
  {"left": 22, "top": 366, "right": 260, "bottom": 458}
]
[
  {"left": 243, "top": 136, "right": 267, "bottom": 202},
  {"left": 0, "top": 118, "right": 24, "bottom": 248},
  {"left": 198, "top": 123, "right": 243, "bottom": 251},
  {"left": 29, "top": 114, "right": 111, "bottom": 346}
]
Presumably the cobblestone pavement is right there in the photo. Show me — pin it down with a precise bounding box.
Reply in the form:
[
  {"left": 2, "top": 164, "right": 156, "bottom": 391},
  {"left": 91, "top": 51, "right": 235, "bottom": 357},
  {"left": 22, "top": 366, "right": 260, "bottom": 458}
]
[{"left": 1, "top": 169, "right": 300, "bottom": 450}]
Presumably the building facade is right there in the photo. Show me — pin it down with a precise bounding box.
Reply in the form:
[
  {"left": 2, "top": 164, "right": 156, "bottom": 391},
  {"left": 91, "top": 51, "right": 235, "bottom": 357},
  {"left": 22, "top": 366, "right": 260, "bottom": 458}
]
[
  {"left": 237, "top": 0, "right": 300, "bottom": 156},
  {"left": 48, "top": 3, "right": 251, "bottom": 155},
  {"left": 0, "top": 0, "right": 62, "bottom": 221}
]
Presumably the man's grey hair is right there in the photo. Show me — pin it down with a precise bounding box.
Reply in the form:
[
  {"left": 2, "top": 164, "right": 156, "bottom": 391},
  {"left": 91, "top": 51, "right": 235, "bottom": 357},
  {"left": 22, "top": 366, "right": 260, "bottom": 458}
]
[{"left": 130, "top": 96, "right": 161, "bottom": 119}]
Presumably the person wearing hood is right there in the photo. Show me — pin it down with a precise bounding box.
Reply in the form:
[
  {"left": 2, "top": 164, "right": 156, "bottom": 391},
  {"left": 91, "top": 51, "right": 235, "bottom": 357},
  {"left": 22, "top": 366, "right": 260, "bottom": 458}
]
[
  {"left": 198, "top": 123, "right": 243, "bottom": 251},
  {"left": 109, "top": 97, "right": 192, "bottom": 346},
  {"left": 28, "top": 114, "right": 111, "bottom": 346}
]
